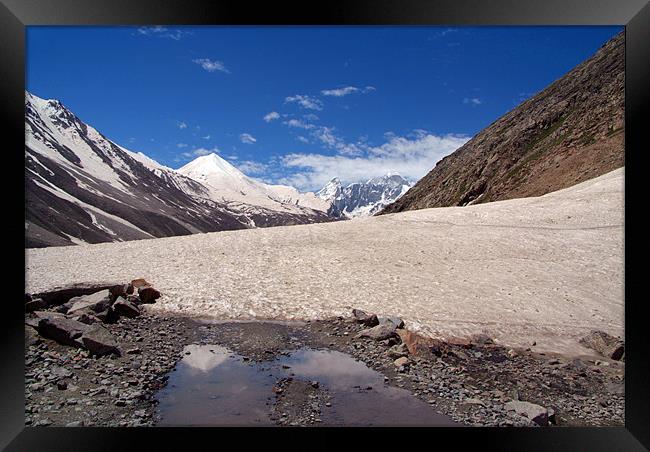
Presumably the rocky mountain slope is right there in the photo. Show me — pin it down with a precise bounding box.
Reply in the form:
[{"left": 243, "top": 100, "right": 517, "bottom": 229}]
[
  {"left": 25, "top": 92, "right": 329, "bottom": 248},
  {"left": 317, "top": 174, "right": 412, "bottom": 218},
  {"left": 380, "top": 31, "right": 624, "bottom": 214}
]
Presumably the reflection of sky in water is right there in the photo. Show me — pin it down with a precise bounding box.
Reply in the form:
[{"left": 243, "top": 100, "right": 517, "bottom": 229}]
[
  {"left": 158, "top": 344, "right": 456, "bottom": 426},
  {"left": 279, "top": 349, "right": 382, "bottom": 390},
  {"left": 181, "top": 344, "right": 230, "bottom": 373}
]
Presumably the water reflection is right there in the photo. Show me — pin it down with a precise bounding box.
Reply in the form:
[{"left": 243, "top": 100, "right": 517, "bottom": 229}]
[
  {"left": 278, "top": 348, "right": 381, "bottom": 390},
  {"left": 156, "top": 344, "right": 455, "bottom": 426},
  {"left": 182, "top": 344, "right": 230, "bottom": 373}
]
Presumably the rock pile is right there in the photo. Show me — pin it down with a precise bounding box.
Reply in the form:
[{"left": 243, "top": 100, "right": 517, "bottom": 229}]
[
  {"left": 25, "top": 279, "right": 162, "bottom": 357},
  {"left": 579, "top": 330, "right": 625, "bottom": 361},
  {"left": 347, "top": 308, "right": 606, "bottom": 427}
]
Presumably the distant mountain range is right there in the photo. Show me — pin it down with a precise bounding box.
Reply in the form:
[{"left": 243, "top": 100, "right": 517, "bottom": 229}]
[
  {"left": 380, "top": 31, "right": 624, "bottom": 214},
  {"left": 317, "top": 175, "right": 412, "bottom": 218},
  {"left": 25, "top": 91, "right": 409, "bottom": 247},
  {"left": 24, "top": 92, "right": 335, "bottom": 247}
]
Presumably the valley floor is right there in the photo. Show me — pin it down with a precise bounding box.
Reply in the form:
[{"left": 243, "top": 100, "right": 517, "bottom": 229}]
[{"left": 25, "top": 168, "right": 624, "bottom": 357}]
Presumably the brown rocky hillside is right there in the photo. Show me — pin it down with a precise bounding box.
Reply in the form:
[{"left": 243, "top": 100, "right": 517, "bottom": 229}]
[{"left": 380, "top": 31, "right": 624, "bottom": 214}]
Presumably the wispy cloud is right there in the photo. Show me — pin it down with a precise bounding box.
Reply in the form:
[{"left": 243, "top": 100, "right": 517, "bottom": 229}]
[
  {"left": 177, "top": 121, "right": 188, "bottom": 129},
  {"left": 263, "top": 111, "right": 280, "bottom": 122},
  {"left": 192, "top": 58, "right": 230, "bottom": 74},
  {"left": 239, "top": 133, "right": 257, "bottom": 144},
  {"left": 236, "top": 160, "right": 268, "bottom": 175},
  {"left": 136, "top": 26, "right": 191, "bottom": 40},
  {"left": 321, "top": 86, "right": 359, "bottom": 97},
  {"left": 181, "top": 146, "right": 220, "bottom": 158},
  {"left": 177, "top": 143, "right": 188, "bottom": 148},
  {"left": 278, "top": 131, "right": 469, "bottom": 191},
  {"left": 296, "top": 136, "right": 309, "bottom": 144},
  {"left": 463, "top": 97, "right": 482, "bottom": 106},
  {"left": 321, "top": 85, "right": 376, "bottom": 97},
  {"left": 284, "top": 119, "right": 315, "bottom": 130},
  {"left": 285, "top": 94, "right": 323, "bottom": 111},
  {"left": 202, "top": 134, "right": 211, "bottom": 140}
]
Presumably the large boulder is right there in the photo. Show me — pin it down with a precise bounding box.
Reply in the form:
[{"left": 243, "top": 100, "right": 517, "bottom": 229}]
[
  {"left": 31, "top": 282, "right": 125, "bottom": 307},
  {"left": 113, "top": 297, "right": 141, "bottom": 318},
  {"left": 32, "top": 310, "right": 66, "bottom": 321},
  {"left": 65, "top": 290, "right": 113, "bottom": 316},
  {"left": 94, "top": 306, "right": 120, "bottom": 324},
  {"left": 356, "top": 322, "right": 399, "bottom": 341},
  {"left": 131, "top": 278, "right": 150, "bottom": 289},
  {"left": 109, "top": 284, "right": 133, "bottom": 299},
  {"left": 74, "top": 313, "right": 102, "bottom": 325},
  {"left": 378, "top": 316, "right": 405, "bottom": 329},
  {"left": 138, "top": 286, "right": 160, "bottom": 304},
  {"left": 504, "top": 400, "right": 549, "bottom": 426},
  {"left": 36, "top": 314, "right": 90, "bottom": 349},
  {"left": 81, "top": 324, "right": 121, "bottom": 356},
  {"left": 396, "top": 329, "right": 446, "bottom": 357},
  {"left": 352, "top": 309, "right": 379, "bottom": 327},
  {"left": 579, "top": 330, "right": 624, "bottom": 360},
  {"left": 25, "top": 298, "right": 48, "bottom": 313}
]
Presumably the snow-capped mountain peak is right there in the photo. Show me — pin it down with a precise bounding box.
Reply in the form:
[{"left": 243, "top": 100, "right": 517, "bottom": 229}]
[
  {"left": 179, "top": 153, "right": 242, "bottom": 178},
  {"left": 316, "top": 173, "right": 413, "bottom": 218},
  {"left": 179, "top": 153, "right": 272, "bottom": 202},
  {"left": 177, "top": 153, "right": 330, "bottom": 214},
  {"left": 316, "top": 177, "right": 342, "bottom": 202}
]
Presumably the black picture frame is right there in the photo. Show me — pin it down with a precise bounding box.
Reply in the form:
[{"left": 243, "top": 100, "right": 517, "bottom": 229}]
[{"left": 2, "top": 0, "right": 649, "bottom": 449}]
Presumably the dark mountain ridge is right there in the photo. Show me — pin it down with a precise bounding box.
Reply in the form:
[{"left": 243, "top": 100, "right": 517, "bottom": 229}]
[{"left": 380, "top": 32, "right": 624, "bottom": 214}]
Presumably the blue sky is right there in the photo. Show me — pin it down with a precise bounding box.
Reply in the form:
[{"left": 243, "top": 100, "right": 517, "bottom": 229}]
[{"left": 26, "top": 26, "right": 622, "bottom": 191}]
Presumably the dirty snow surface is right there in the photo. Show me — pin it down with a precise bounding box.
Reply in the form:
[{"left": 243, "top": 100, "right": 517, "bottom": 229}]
[{"left": 26, "top": 168, "right": 624, "bottom": 356}]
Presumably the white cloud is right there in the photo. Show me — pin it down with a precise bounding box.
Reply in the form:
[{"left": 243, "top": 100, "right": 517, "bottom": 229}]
[
  {"left": 202, "top": 135, "right": 211, "bottom": 140},
  {"left": 177, "top": 143, "right": 188, "bottom": 148},
  {"left": 181, "top": 147, "right": 220, "bottom": 158},
  {"left": 309, "top": 125, "right": 365, "bottom": 156},
  {"left": 263, "top": 111, "right": 280, "bottom": 122},
  {"left": 279, "top": 132, "right": 469, "bottom": 191},
  {"left": 236, "top": 160, "right": 268, "bottom": 175},
  {"left": 321, "top": 86, "right": 375, "bottom": 97},
  {"left": 312, "top": 126, "right": 338, "bottom": 147},
  {"left": 463, "top": 97, "right": 482, "bottom": 106},
  {"left": 321, "top": 86, "right": 359, "bottom": 97},
  {"left": 284, "top": 119, "right": 315, "bottom": 130},
  {"left": 239, "top": 133, "right": 257, "bottom": 144},
  {"left": 296, "top": 136, "right": 309, "bottom": 144},
  {"left": 178, "top": 121, "right": 188, "bottom": 129},
  {"left": 285, "top": 94, "right": 323, "bottom": 111},
  {"left": 302, "top": 113, "right": 319, "bottom": 121},
  {"left": 137, "top": 26, "right": 190, "bottom": 40},
  {"left": 192, "top": 58, "right": 230, "bottom": 74}
]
